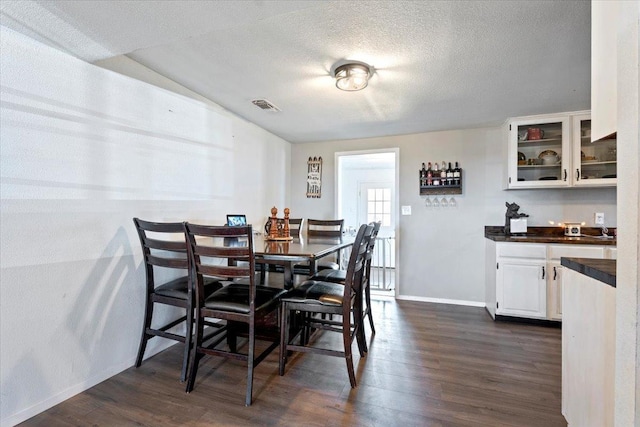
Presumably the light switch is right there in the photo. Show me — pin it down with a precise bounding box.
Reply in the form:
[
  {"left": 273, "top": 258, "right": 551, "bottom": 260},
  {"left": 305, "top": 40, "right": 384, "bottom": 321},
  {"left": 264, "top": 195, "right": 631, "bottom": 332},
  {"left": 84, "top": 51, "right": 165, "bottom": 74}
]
[{"left": 401, "top": 205, "right": 412, "bottom": 215}]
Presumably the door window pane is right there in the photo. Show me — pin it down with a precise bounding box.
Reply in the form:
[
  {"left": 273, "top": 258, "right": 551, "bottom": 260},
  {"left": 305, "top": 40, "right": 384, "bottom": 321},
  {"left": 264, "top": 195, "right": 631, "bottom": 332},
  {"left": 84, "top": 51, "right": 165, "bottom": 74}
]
[{"left": 366, "top": 187, "right": 391, "bottom": 226}]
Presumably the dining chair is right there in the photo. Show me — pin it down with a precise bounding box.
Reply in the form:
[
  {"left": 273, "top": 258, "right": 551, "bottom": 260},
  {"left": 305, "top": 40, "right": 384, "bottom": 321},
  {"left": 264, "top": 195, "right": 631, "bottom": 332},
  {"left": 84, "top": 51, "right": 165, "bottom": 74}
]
[
  {"left": 183, "top": 223, "right": 286, "bottom": 406},
  {"left": 292, "top": 218, "right": 344, "bottom": 276},
  {"left": 132, "top": 218, "right": 224, "bottom": 382},
  {"left": 279, "top": 223, "right": 373, "bottom": 388},
  {"left": 309, "top": 221, "right": 381, "bottom": 346}
]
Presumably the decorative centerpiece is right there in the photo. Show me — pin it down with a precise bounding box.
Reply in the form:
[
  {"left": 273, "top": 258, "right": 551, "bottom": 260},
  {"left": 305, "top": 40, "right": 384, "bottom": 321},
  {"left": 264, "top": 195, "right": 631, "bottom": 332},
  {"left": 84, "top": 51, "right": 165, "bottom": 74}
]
[
  {"left": 266, "top": 206, "right": 294, "bottom": 241},
  {"left": 504, "top": 202, "right": 529, "bottom": 235}
]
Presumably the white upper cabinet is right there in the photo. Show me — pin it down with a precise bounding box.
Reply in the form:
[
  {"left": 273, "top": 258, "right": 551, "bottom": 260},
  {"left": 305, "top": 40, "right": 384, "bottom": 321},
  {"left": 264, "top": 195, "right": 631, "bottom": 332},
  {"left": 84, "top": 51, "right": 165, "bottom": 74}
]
[
  {"left": 591, "top": 1, "right": 618, "bottom": 141},
  {"left": 506, "top": 111, "right": 616, "bottom": 189},
  {"left": 506, "top": 113, "right": 572, "bottom": 189},
  {"left": 571, "top": 113, "right": 617, "bottom": 186}
]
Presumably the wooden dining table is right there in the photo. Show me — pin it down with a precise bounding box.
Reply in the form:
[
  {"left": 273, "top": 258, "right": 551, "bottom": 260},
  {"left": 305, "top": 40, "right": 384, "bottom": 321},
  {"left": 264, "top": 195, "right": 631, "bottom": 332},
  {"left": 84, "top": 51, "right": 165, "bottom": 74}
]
[{"left": 253, "top": 234, "right": 354, "bottom": 289}]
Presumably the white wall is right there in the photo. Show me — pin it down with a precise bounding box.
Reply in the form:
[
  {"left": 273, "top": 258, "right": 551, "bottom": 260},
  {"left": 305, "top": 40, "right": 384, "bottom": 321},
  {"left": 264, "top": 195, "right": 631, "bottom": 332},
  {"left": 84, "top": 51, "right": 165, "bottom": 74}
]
[
  {"left": 0, "top": 27, "right": 290, "bottom": 426},
  {"left": 290, "top": 128, "right": 617, "bottom": 303},
  {"left": 613, "top": 1, "right": 640, "bottom": 425}
]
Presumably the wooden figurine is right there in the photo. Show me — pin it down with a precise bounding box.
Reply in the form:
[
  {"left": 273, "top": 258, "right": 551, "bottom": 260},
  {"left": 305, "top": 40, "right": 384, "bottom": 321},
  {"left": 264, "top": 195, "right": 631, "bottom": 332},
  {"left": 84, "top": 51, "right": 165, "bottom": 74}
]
[{"left": 266, "top": 206, "right": 294, "bottom": 241}]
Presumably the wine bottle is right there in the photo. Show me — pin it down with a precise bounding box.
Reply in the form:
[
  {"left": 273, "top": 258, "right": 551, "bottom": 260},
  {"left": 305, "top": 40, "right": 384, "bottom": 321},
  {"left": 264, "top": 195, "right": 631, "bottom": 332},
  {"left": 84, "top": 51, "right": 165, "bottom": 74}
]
[
  {"left": 453, "top": 161, "right": 461, "bottom": 185},
  {"left": 446, "top": 162, "right": 454, "bottom": 185},
  {"left": 420, "top": 163, "right": 426, "bottom": 186},
  {"left": 440, "top": 161, "right": 447, "bottom": 182},
  {"left": 427, "top": 162, "right": 433, "bottom": 186},
  {"left": 433, "top": 163, "right": 440, "bottom": 186}
]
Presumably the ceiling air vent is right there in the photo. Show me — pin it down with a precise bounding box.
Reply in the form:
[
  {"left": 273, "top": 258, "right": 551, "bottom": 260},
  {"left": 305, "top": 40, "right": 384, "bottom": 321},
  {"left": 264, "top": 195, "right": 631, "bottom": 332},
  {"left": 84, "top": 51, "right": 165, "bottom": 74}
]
[{"left": 251, "top": 99, "right": 281, "bottom": 112}]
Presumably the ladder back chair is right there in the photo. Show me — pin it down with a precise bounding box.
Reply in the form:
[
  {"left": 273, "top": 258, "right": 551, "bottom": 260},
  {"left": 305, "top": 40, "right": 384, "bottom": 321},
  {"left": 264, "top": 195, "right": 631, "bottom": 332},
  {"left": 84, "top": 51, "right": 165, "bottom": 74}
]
[
  {"left": 279, "top": 223, "right": 374, "bottom": 388},
  {"left": 183, "top": 223, "right": 286, "bottom": 406},
  {"left": 132, "top": 218, "right": 223, "bottom": 382},
  {"left": 309, "top": 221, "right": 381, "bottom": 347},
  {"left": 293, "top": 218, "right": 345, "bottom": 276}
]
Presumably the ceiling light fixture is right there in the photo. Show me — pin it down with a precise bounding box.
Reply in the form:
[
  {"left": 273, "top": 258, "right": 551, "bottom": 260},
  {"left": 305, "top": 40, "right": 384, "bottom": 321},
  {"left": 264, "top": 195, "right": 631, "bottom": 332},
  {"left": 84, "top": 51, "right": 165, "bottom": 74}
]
[{"left": 333, "top": 62, "right": 372, "bottom": 91}]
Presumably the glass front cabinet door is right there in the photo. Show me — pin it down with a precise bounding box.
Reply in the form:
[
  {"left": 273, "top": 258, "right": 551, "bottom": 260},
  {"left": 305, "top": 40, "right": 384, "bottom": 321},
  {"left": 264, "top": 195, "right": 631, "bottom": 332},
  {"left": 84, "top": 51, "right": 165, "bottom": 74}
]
[
  {"left": 572, "top": 113, "right": 617, "bottom": 187},
  {"left": 507, "top": 115, "right": 571, "bottom": 189}
]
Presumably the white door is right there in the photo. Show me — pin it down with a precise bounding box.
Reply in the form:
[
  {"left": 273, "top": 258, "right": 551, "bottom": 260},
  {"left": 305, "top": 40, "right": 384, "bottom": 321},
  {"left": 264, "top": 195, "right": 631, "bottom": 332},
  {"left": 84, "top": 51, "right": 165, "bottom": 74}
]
[
  {"left": 358, "top": 182, "right": 395, "bottom": 290},
  {"left": 358, "top": 182, "right": 394, "bottom": 236},
  {"left": 336, "top": 150, "right": 398, "bottom": 293}
]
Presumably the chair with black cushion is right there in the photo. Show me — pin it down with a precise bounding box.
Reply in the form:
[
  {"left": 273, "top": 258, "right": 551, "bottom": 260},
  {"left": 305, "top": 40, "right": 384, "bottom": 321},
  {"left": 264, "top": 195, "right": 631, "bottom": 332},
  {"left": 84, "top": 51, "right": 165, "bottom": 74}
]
[
  {"left": 279, "top": 223, "right": 373, "bottom": 388},
  {"left": 310, "top": 221, "right": 381, "bottom": 342},
  {"left": 292, "top": 219, "right": 344, "bottom": 276},
  {"left": 133, "top": 218, "right": 224, "bottom": 382},
  {"left": 184, "top": 223, "right": 286, "bottom": 406}
]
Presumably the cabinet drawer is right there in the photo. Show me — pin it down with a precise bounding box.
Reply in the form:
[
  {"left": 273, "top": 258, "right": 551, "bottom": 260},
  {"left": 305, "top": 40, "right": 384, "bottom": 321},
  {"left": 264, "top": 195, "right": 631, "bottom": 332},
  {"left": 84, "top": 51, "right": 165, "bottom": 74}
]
[
  {"left": 497, "top": 243, "right": 546, "bottom": 259},
  {"left": 548, "top": 245, "right": 604, "bottom": 260}
]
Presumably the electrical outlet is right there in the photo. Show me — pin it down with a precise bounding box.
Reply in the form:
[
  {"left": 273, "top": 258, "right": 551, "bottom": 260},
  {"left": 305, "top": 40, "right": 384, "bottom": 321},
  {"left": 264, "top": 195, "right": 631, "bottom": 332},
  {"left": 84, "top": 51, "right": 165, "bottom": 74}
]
[{"left": 594, "top": 212, "right": 605, "bottom": 225}]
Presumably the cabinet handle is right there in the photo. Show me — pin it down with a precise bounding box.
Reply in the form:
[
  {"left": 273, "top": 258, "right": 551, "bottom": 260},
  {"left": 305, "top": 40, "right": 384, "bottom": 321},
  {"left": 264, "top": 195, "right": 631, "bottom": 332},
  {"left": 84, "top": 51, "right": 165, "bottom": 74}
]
[
  {"left": 542, "top": 266, "right": 545, "bottom": 279},
  {"left": 564, "top": 169, "right": 567, "bottom": 181},
  {"left": 576, "top": 169, "right": 580, "bottom": 180},
  {"left": 553, "top": 266, "right": 557, "bottom": 280}
]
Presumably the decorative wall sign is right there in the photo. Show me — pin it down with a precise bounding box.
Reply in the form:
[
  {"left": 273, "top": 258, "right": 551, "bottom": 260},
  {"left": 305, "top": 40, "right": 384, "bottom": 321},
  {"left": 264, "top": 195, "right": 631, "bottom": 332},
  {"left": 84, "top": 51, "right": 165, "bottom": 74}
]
[{"left": 306, "top": 156, "right": 322, "bottom": 198}]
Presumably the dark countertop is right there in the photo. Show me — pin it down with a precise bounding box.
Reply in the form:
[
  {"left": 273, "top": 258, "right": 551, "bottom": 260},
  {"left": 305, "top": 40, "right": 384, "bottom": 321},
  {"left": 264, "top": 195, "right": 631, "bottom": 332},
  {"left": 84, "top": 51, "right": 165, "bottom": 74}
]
[
  {"left": 485, "top": 226, "right": 617, "bottom": 246},
  {"left": 561, "top": 257, "right": 616, "bottom": 288}
]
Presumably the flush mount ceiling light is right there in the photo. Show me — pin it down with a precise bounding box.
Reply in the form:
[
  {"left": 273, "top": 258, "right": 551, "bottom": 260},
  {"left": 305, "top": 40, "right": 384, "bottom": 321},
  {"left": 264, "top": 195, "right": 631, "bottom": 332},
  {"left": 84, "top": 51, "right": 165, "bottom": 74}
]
[{"left": 333, "top": 62, "right": 372, "bottom": 91}]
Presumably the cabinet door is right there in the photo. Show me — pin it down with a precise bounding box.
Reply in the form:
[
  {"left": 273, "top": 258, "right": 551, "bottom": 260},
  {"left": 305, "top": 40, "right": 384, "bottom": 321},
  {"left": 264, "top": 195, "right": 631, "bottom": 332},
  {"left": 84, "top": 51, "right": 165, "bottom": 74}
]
[
  {"left": 496, "top": 258, "right": 547, "bottom": 318},
  {"left": 507, "top": 116, "right": 571, "bottom": 189},
  {"left": 548, "top": 261, "right": 563, "bottom": 321},
  {"left": 572, "top": 113, "right": 617, "bottom": 187},
  {"left": 591, "top": 1, "right": 618, "bottom": 141}
]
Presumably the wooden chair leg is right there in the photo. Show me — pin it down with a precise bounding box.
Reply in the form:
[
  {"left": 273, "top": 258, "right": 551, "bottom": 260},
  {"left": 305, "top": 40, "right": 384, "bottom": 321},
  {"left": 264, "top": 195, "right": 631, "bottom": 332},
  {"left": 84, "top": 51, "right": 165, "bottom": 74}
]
[
  {"left": 245, "top": 320, "right": 255, "bottom": 406},
  {"left": 227, "top": 322, "right": 237, "bottom": 353},
  {"left": 365, "top": 285, "right": 375, "bottom": 335},
  {"left": 180, "top": 305, "right": 194, "bottom": 382},
  {"left": 135, "top": 297, "right": 154, "bottom": 368},
  {"left": 354, "top": 307, "right": 367, "bottom": 357},
  {"left": 279, "top": 302, "right": 289, "bottom": 376},
  {"left": 343, "top": 315, "right": 357, "bottom": 388},
  {"left": 185, "top": 311, "right": 204, "bottom": 393}
]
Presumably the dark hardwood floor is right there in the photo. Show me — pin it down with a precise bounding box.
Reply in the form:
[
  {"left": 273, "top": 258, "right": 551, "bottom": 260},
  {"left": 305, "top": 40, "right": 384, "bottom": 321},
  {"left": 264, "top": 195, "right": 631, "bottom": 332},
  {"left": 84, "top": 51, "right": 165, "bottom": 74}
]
[{"left": 19, "top": 299, "right": 566, "bottom": 427}]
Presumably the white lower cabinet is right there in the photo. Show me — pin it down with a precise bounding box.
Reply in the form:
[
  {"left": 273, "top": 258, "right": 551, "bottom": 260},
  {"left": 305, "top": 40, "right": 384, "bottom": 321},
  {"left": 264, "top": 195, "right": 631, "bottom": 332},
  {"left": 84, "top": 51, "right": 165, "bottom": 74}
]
[
  {"left": 488, "top": 242, "right": 610, "bottom": 321},
  {"left": 493, "top": 243, "right": 547, "bottom": 320},
  {"left": 497, "top": 258, "right": 547, "bottom": 318},
  {"left": 547, "top": 261, "right": 563, "bottom": 321},
  {"left": 546, "top": 245, "right": 605, "bottom": 321}
]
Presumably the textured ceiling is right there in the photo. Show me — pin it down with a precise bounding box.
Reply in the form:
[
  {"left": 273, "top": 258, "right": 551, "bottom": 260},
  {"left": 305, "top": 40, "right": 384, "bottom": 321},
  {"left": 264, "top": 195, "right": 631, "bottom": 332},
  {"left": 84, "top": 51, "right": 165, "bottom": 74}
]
[{"left": 0, "top": 1, "right": 591, "bottom": 143}]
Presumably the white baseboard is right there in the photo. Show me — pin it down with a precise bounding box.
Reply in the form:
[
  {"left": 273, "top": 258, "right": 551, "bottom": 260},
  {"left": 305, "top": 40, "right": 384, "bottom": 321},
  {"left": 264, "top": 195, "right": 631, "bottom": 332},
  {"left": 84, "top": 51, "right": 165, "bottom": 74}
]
[{"left": 396, "top": 294, "right": 486, "bottom": 308}]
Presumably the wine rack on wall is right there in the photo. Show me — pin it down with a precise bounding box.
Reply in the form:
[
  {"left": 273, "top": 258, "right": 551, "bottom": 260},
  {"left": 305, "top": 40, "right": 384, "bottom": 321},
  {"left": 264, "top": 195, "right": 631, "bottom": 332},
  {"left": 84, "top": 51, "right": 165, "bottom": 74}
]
[{"left": 418, "top": 162, "right": 463, "bottom": 195}]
